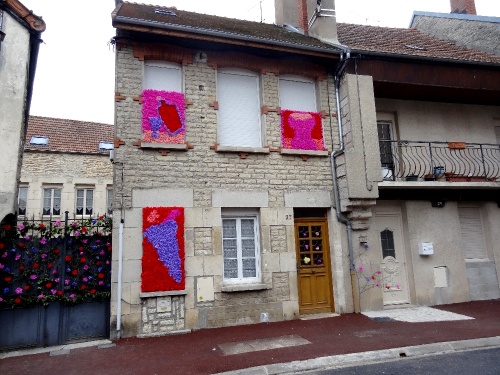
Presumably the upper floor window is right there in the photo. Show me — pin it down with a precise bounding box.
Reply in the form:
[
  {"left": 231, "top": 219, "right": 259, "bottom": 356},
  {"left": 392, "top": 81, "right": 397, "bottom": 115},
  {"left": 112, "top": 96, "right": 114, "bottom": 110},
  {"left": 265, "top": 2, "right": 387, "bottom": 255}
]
[
  {"left": 143, "top": 61, "right": 182, "bottom": 92},
  {"left": 142, "top": 61, "right": 185, "bottom": 145},
  {"left": 43, "top": 188, "right": 61, "bottom": 216},
  {"left": 106, "top": 188, "right": 113, "bottom": 216},
  {"left": 279, "top": 75, "right": 317, "bottom": 112},
  {"left": 279, "top": 75, "right": 324, "bottom": 151},
  {"left": 217, "top": 69, "right": 262, "bottom": 148},
  {"left": 76, "top": 188, "right": 93, "bottom": 216},
  {"left": 222, "top": 210, "right": 261, "bottom": 284},
  {"left": 18, "top": 186, "right": 28, "bottom": 216}
]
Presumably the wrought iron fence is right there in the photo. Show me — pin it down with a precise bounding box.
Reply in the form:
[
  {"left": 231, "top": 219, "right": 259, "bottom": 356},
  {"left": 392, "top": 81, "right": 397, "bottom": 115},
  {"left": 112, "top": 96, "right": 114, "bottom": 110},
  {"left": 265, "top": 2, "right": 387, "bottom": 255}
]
[
  {"left": 380, "top": 140, "right": 500, "bottom": 182},
  {"left": 0, "top": 212, "right": 112, "bottom": 309}
]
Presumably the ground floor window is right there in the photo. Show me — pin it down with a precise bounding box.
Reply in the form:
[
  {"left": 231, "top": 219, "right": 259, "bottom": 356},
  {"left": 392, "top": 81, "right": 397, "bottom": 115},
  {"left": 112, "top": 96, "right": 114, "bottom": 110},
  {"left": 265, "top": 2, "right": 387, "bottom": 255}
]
[{"left": 222, "top": 211, "right": 260, "bottom": 283}]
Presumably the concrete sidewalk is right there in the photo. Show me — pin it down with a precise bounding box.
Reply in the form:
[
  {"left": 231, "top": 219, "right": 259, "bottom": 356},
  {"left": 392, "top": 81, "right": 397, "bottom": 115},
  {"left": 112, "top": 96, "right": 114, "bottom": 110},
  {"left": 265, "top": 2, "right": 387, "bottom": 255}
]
[{"left": 1, "top": 299, "right": 500, "bottom": 375}]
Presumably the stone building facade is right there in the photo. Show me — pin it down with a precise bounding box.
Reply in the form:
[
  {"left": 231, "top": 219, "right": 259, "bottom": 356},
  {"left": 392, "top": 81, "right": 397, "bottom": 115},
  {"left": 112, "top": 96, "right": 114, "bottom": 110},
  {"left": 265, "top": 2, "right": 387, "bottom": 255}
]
[
  {"left": 20, "top": 116, "right": 113, "bottom": 221},
  {"left": 111, "top": 0, "right": 500, "bottom": 340}
]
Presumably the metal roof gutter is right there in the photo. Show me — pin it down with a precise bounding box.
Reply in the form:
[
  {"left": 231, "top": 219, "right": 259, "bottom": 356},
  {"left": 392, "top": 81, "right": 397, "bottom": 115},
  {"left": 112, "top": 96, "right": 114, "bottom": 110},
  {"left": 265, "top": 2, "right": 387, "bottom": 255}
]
[
  {"left": 113, "top": 16, "right": 342, "bottom": 56},
  {"left": 348, "top": 49, "right": 500, "bottom": 68}
]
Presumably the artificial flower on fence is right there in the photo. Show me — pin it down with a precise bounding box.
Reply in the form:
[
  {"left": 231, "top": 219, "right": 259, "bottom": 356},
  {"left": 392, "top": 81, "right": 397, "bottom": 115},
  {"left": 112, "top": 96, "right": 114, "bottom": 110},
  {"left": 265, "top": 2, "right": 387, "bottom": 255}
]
[
  {"left": 142, "top": 207, "right": 185, "bottom": 292},
  {"left": 142, "top": 90, "right": 186, "bottom": 144},
  {"left": 0, "top": 217, "right": 112, "bottom": 308},
  {"left": 281, "top": 110, "right": 324, "bottom": 151}
]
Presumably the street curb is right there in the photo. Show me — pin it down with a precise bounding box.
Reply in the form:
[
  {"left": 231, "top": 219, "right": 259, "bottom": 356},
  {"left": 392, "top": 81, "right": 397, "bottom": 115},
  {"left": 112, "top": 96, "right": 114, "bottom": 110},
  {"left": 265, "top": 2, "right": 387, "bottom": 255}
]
[
  {"left": 0, "top": 339, "right": 114, "bottom": 360},
  {"left": 215, "top": 336, "right": 500, "bottom": 375}
]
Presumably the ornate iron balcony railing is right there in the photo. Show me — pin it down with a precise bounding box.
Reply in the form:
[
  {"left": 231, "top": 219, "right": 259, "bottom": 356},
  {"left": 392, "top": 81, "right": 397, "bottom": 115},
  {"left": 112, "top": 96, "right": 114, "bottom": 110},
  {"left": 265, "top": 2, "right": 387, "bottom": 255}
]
[{"left": 379, "top": 140, "right": 500, "bottom": 182}]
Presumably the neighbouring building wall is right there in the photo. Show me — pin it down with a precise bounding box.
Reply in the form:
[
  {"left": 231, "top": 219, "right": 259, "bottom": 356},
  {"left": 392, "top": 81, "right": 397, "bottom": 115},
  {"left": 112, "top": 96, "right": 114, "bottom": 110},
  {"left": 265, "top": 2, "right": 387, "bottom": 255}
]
[
  {"left": 0, "top": 11, "right": 30, "bottom": 221},
  {"left": 364, "top": 199, "right": 500, "bottom": 310},
  {"left": 20, "top": 153, "right": 113, "bottom": 220},
  {"left": 112, "top": 43, "right": 347, "bottom": 338},
  {"left": 404, "top": 200, "right": 471, "bottom": 305},
  {"left": 411, "top": 14, "right": 500, "bottom": 56}
]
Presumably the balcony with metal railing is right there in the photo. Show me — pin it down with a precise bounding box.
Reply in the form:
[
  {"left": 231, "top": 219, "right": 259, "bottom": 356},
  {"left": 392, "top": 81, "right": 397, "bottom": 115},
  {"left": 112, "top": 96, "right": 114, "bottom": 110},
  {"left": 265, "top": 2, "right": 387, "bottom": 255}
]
[{"left": 379, "top": 140, "right": 500, "bottom": 184}]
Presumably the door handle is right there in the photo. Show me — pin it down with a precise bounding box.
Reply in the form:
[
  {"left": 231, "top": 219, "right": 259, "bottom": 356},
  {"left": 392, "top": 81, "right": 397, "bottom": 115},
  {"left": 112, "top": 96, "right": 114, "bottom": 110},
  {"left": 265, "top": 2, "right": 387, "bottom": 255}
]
[{"left": 311, "top": 269, "right": 316, "bottom": 274}]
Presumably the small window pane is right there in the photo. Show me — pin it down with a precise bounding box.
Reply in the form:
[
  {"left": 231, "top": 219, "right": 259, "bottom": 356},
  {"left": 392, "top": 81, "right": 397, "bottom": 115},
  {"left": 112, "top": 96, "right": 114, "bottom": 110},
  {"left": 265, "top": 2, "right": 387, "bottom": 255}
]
[
  {"left": 242, "top": 238, "right": 255, "bottom": 257},
  {"left": 224, "top": 269, "right": 238, "bottom": 279},
  {"left": 223, "top": 248, "right": 237, "bottom": 258},
  {"left": 240, "top": 219, "right": 255, "bottom": 237},
  {"left": 380, "top": 229, "right": 396, "bottom": 259},
  {"left": 222, "top": 219, "right": 237, "bottom": 238}
]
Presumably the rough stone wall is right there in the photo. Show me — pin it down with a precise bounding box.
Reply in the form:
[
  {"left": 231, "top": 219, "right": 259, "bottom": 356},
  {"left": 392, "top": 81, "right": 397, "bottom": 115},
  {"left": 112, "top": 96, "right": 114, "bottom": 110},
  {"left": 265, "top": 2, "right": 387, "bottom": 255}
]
[
  {"left": 140, "top": 293, "right": 188, "bottom": 337},
  {"left": 114, "top": 45, "right": 337, "bottom": 209},
  {"left": 112, "top": 43, "right": 342, "bottom": 337},
  {"left": 22, "top": 152, "right": 112, "bottom": 178}
]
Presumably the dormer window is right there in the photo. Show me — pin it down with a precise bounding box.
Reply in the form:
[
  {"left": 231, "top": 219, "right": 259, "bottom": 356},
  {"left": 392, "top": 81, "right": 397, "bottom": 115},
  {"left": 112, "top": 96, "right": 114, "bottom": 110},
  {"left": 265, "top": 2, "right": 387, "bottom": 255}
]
[{"left": 30, "top": 136, "right": 49, "bottom": 146}]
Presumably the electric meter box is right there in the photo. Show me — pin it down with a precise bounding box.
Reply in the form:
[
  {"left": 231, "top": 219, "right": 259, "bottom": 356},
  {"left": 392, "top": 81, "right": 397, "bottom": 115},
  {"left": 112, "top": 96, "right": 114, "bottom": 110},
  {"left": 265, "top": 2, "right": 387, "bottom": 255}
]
[{"left": 419, "top": 242, "right": 434, "bottom": 255}]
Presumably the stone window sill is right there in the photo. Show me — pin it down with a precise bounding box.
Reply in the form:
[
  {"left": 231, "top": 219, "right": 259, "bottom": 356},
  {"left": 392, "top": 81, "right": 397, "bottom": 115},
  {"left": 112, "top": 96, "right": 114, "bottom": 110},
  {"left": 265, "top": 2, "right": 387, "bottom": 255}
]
[
  {"left": 280, "top": 149, "right": 329, "bottom": 157},
  {"left": 140, "top": 290, "right": 187, "bottom": 298},
  {"left": 215, "top": 146, "right": 270, "bottom": 154},
  {"left": 221, "top": 283, "right": 270, "bottom": 292},
  {"left": 141, "top": 142, "right": 189, "bottom": 150}
]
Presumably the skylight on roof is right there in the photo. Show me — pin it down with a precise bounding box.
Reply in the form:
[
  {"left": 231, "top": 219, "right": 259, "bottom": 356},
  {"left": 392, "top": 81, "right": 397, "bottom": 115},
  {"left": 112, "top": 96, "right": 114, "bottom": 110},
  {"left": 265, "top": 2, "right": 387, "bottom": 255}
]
[
  {"left": 99, "top": 142, "right": 114, "bottom": 150},
  {"left": 405, "top": 44, "right": 426, "bottom": 51},
  {"left": 155, "top": 9, "right": 176, "bottom": 16},
  {"left": 30, "top": 136, "right": 49, "bottom": 146}
]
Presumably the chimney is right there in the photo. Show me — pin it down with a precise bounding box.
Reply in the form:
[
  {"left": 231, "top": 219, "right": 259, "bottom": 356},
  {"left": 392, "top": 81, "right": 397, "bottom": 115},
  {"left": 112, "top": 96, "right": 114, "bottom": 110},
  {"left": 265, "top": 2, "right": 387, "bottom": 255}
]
[
  {"left": 275, "top": 0, "right": 339, "bottom": 44},
  {"left": 450, "top": 0, "right": 477, "bottom": 15},
  {"left": 275, "top": 0, "right": 307, "bottom": 32}
]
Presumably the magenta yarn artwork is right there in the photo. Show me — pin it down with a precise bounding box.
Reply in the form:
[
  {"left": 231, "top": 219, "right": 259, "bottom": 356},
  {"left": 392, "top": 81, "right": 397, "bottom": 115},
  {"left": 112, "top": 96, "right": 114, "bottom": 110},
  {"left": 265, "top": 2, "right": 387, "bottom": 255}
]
[
  {"left": 142, "top": 90, "right": 186, "bottom": 144},
  {"left": 281, "top": 110, "right": 324, "bottom": 151}
]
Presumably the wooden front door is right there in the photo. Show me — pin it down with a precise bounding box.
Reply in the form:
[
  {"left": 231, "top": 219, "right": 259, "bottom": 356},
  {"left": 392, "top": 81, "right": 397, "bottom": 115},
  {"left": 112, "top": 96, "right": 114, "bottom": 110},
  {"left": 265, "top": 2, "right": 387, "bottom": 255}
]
[{"left": 295, "top": 219, "right": 334, "bottom": 314}]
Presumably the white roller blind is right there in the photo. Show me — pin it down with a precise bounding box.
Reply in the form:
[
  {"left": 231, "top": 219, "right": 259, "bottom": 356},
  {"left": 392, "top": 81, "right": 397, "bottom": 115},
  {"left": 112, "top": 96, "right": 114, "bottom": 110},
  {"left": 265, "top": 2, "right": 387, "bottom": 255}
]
[
  {"left": 279, "top": 76, "right": 317, "bottom": 112},
  {"left": 459, "top": 207, "right": 487, "bottom": 259},
  {"left": 217, "top": 70, "right": 261, "bottom": 147},
  {"left": 144, "top": 61, "right": 182, "bottom": 92}
]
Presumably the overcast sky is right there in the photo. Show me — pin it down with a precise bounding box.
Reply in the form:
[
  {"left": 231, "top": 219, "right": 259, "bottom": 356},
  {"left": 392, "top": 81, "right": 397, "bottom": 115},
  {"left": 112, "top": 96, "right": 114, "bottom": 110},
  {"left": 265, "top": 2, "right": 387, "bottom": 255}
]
[{"left": 20, "top": 0, "right": 500, "bottom": 124}]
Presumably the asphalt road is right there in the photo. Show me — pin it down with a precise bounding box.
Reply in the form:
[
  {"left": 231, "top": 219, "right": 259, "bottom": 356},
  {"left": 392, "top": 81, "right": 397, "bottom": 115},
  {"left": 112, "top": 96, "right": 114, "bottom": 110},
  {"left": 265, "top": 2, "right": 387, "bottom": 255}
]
[{"left": 303, "top": 347, "right": 500, "bottom": 375}]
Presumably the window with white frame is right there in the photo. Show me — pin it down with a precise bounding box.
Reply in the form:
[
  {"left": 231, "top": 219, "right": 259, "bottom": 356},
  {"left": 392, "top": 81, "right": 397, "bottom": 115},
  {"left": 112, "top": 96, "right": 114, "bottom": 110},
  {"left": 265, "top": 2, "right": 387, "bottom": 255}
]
[
  {"left": 143, "top": 61, "right": 182, "bottom": 91},
  {"left": 222, "top": 211, "right": 261, "bottom": 283},
  {"left": 106, "top": 188, "right": 113, "bottom": 216},
  {"left": 18, "top": 186, "right": 28, "bottom": 216},
  {"left": 76, "top": 188, "right": 94, "bottom": 216},
  {"left": 217, "top": 69, "right": 262, "bottom": 147},
  {"left": 43, "top": 188, "right": 61, "bottom": 216},
  {"left": 279, "top": 75, "right": 317, "bottom": 112}
]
